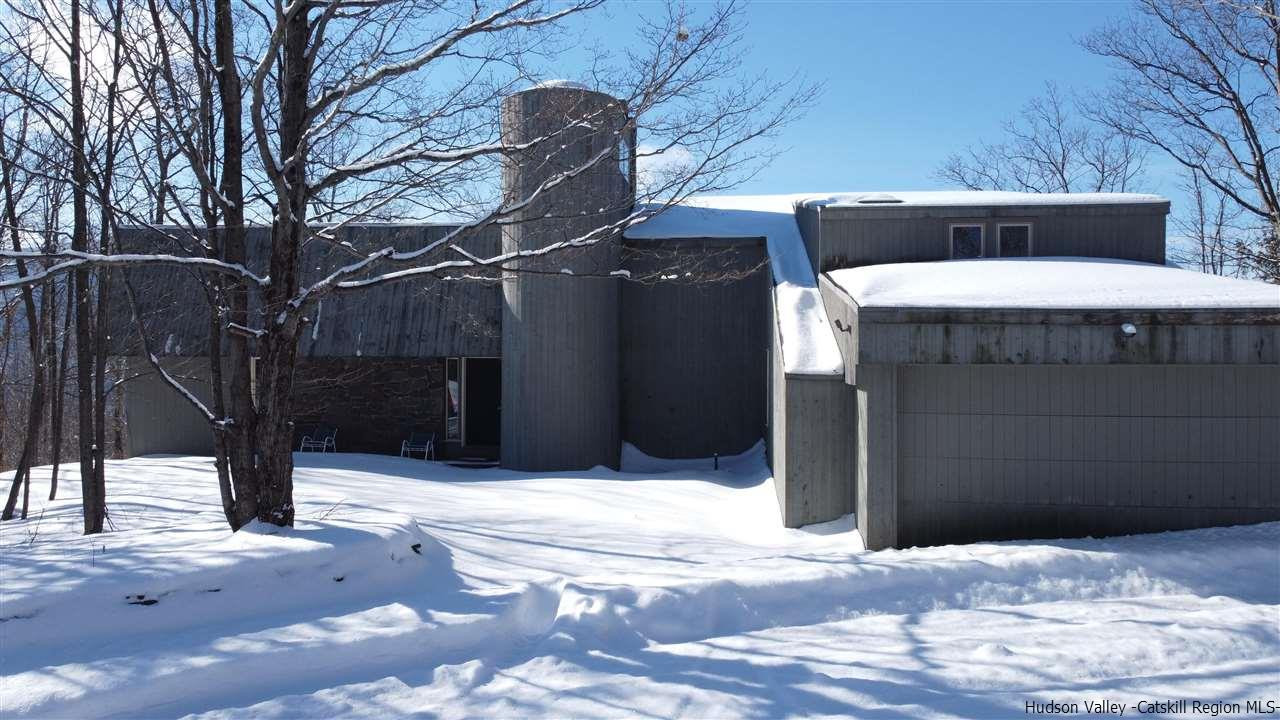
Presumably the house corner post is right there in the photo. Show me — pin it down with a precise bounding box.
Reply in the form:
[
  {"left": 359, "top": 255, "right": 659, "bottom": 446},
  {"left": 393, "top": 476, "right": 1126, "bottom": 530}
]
[{"left": 856, "top": 364, "right": 898, "bottom": 550}]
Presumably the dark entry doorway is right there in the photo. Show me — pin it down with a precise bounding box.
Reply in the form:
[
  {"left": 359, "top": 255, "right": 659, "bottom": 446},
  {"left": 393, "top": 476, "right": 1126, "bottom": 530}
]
[{"left": 463, "top": 358, "right": 501, "bottom": 447}]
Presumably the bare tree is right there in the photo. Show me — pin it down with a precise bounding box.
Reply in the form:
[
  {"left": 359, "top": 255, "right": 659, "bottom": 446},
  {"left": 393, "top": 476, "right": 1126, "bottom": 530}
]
[
  {"left": 0, "top": 61, "right": 49, "bottom": 520},
  {"left": 0, "top": 285, "right": 15, "bottom": 471},
  {"left": 1, "top": 0, "right": 154, "bottom": 530},
  {"left": 936, "top": 82, "right": 1147, "bottom": 193},
  {"left": 1083, "top": 0, "right": 1280, "bottom": 281},
  {"left": 3, "top": 0, "right": 815, "bottom": 531},
  {"left": 1170, "top": 169, "right": 1248, "bottom": 274}
]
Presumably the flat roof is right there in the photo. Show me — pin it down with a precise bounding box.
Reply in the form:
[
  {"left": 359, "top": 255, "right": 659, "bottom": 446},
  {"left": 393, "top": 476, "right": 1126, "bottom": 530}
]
[
  {"left": 804, "top": 191, "right": 1168, "bottom": 210},
  {"left": 826, "top": 258, "right": 1280, "bottom": 311}
]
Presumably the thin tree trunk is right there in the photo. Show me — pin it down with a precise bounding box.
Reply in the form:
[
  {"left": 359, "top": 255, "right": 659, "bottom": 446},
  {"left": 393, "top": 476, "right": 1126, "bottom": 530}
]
[
  {"left": 46, "top": 277, "right": 60, "bottom": 500},
  {"left": 69, "top": 0, "right": 103, "bottom": 535},
  {"left": 91, "top": 0, "right": 124, "bottom": 526},
  {"left": 48, "top": 278, "right": 72, "bottom": 501},
  {"left": 0, "top": 299, "right": 10, "bottom": 472},
  {"left": 0, "top": 114, "right": 46, "bottom": 521},
  {"left": 20, "top": 445, "right": 30, "bottom": 518},
  {"left": 23, "top": 270, "right": 56, "bottom": 519},
  {"left": 111, "top": 373, "right": 124, "bottom": 459},
  {"left": 213, "top": 0, "right": 261, "bottom": 528}
]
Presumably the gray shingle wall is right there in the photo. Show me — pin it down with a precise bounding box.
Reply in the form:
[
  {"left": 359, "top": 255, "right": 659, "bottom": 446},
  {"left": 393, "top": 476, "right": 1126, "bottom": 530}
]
[{"left": 113, "top": 224, "right": 504, "bottom": 359}]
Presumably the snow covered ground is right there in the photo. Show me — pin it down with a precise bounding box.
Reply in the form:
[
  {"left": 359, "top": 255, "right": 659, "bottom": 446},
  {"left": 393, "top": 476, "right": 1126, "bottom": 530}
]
[{"left": 2, "top": 449, "right": 1278, "bottom": 719}]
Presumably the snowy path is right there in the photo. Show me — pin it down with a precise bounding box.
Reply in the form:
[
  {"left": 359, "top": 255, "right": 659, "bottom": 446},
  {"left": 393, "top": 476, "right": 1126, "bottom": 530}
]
[{"left": 2, "top": 450, "right": 1278, "bottom": 718}]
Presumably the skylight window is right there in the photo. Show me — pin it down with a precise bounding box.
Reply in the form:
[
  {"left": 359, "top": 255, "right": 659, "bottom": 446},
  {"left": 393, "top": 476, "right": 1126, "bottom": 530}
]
[{"left": 855, "top": 193, "right": 903, "bottom": 204}]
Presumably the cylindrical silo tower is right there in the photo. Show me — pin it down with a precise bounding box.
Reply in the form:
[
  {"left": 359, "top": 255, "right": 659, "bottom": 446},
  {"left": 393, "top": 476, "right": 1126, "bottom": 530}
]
[{"left": 499, "top": 83, "right": 635, "bottom": 470}]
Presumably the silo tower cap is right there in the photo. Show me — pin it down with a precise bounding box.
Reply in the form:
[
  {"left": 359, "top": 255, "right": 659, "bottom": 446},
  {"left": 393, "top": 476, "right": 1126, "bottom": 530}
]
[{"left": 527, "top": 79, "right": 591, "bottom": 91}]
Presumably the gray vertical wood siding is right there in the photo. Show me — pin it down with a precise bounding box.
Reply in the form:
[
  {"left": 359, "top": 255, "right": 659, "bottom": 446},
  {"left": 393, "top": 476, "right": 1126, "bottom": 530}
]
[
  {"left": 809, "top": 202, "right": 1168, "bottom": 272},
  {"left": 795, "top": 204, "right": 822, "bottom": 277},
  {"left": 498, "top": 86, "right": 631, "bottom": 471},
  {"left": 620, "top": 240, "right": 769, "bottom": 458},
  {"left": 855, "top": 364, "right": 897, "bottom": 549},
  {"left": 768, "top": 297, "right": 856, "bottom": 528},
  {"left": 895, "top": 364, "right": 1280, "bottom": 548},
  {"left": 120, "top": 358, "right": 216, "bottom": 456}
]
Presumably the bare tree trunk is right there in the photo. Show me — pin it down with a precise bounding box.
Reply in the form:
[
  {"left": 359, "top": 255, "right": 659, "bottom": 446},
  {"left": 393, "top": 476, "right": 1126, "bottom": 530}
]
[
  {"left": 0, "top": 124, "right": 46, "bottom": 521},
  {"left": 111, "top": 370, "right": 124, "bottom": 459},
  {"left": 245, "top": 4, "right": 315, "bottom": 527},
  {"left": 0, "top": 298, "right": 10, "bottom": 471},
  {"left": 88, "top": 0, "right": 126, "bottom": 526},
  {"left": 45, "top": 278, "right": 59, "bottom": 499},
  {"left": 68, "top": 0, "right": 104, "bottom": 534},
  {"left": 0, "top": 339, "right": 42, "bottom": 520},
  {"left": 211, "top": 0, "right": 263, "bottom": 528},
  {"left": 48, "top": 279, "right": 72, "bottom": 501}
]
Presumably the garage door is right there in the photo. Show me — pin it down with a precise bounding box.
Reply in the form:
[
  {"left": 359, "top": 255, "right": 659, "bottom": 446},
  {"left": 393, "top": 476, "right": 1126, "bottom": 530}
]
[{"left": 895, "top": 364, "right": 1280, "bottom": 547}]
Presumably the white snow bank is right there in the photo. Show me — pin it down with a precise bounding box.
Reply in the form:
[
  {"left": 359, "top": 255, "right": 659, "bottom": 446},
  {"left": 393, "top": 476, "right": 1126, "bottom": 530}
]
[
  {"left": 1, "top": 513, "right": 441, "bottom": 671},
  {"left": 620, "top": 439, "right": 766, "bottom": 475},
  {"left": 208, "top": 596, "right": 1277, "bottom": 720},
  {"left": 805, "top": 190, "right": 1168, "bottom": 208},
  {"left": 829, "top": 257, "right": 1280, "bottom": 309},
  {"left": 625, "top": 195, "right": 843, "bottom": 376},
  {"left": 158, "top": 523, "right": 1280, "bottom": 720}
]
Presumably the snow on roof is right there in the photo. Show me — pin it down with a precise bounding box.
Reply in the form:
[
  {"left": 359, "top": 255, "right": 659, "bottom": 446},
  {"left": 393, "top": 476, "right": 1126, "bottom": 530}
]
[
  {"left": 526, "top": 79, "right": 590, "bottom": 91},
  {"left": 804, "top": 191, "right": 1168, "bottom": 209},
  {"left": 827, "top": 257, "right": 1280, "bottom": 310},
  {"left": 625, "top": 194, "right": 843, "bottom": 376}
]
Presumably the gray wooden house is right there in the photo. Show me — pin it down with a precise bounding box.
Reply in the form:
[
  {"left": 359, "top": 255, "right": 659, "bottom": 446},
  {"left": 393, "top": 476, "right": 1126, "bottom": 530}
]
[{"left": 117, "top": 85, "right": 1280, "bottom": 549}]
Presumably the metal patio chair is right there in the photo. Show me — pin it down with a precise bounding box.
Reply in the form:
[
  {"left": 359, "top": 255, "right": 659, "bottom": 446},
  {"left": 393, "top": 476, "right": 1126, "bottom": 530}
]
[
  {"left": 400, "top": 431, "right": 436, "bottom": 460},
  {"left": 299, "top": 425, "right": 338, "bottom": 453}
]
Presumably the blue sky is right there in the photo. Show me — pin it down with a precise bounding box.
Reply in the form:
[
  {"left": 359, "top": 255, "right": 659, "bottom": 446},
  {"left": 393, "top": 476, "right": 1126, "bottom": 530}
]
[{"left": 568, "top": 0, "right": 1182, "bottom": 200}]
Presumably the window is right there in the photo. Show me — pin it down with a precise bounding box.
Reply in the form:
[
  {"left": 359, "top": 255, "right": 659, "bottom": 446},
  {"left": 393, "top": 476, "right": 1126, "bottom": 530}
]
[
  {"left": 617, "top": 138, "right": 633, "bottom": 189},
  {"left": 249, "top": 357, "right": 259, "bottom": 410},
  {"left": 950, "top": 224, "right": 983, "bottom": 259},
  {"left": 445, "top": 357, "right": 461, "bottom": 442},
  {"left": 998, "top": 224, "right": 1032, "bottom": 257}
]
